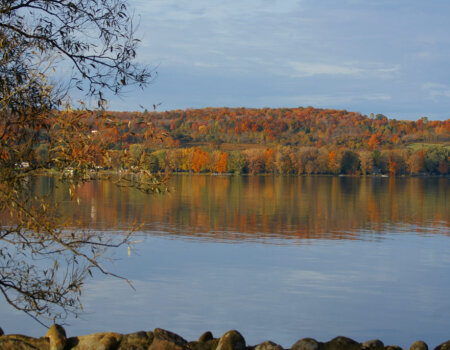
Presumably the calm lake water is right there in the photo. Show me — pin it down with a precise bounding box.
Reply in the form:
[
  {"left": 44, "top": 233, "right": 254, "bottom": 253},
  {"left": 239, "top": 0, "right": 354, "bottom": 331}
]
[{"left": 2, "top": 175, "right": 450, "bottom": 348}]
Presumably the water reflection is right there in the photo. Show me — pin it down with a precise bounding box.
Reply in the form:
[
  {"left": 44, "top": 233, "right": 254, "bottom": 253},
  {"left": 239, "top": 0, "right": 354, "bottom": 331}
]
[
  {"left": 2, "top": 175, "right": 450, "bottom": 348},
  {"left": 30, "top": 175, "right": 449, "bottom": 243}
]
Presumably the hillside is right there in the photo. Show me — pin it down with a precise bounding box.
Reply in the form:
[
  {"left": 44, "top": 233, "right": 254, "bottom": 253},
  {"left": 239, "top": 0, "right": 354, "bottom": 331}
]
[
  {"left": 109, "top": 107, "right": 448, "bottom": 147},
  {"left": 41, "top": 107, "right": 450, "bottom": 175}
]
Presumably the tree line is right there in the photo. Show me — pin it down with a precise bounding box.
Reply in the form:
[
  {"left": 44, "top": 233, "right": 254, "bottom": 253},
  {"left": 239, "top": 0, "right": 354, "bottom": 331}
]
[
  {"left": 118, "top": 144, "right": 448, "bottom": 176},
  {"left": 32, "top": 107, "right": 449, "bottom": 176}
]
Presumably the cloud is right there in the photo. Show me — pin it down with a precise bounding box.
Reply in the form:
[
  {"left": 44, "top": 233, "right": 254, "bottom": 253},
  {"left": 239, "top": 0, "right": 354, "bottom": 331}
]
[
  {"left": 132, "top": 0, "right": 304, "bottom": 21},
  {"left": 274, "top": 92, "right": 391, "bottom": 110},
  {"left": 361, "top": 93, "right": 391, "bottom": 101},
  {"left": 422, "top": 82, "right": 450, "bottom": 100},
  {"left": 287, "top": 61, "right": 400, "bottom": 78},
  {"left": 288, "top": 62, "right": 364, "bottom": 77}
]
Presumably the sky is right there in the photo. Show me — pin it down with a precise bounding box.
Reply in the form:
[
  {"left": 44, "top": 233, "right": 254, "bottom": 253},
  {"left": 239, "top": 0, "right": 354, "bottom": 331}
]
[{"left": 106, "top": 0, "right": 450, "bottom": 121}]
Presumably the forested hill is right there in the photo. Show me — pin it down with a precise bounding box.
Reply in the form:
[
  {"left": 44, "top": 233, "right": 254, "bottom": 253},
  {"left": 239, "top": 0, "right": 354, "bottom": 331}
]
[
  {"left": 81, "top": 107, "right": 449, "bottom": 175},
  {"left": 109, "top": 107, "right": 449, "bottom": 149}
]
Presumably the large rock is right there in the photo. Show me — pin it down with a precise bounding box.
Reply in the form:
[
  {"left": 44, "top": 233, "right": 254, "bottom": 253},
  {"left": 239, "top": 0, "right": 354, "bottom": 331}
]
[
  {"left": 188, "top": 340, "right": 219, "bottom": 350},
  {"left": 66, "top": 332, "right": 122, "bottom": 350},
  {"left": 0, "top": 334, "right": 50, "bottom": 350},
  {"left": 198, "top": 332, "right": 214, "bottom": 343},
  {"left": 323, "top": 336, "right": 361, "bottom": 350},
  {"left": 188, "top": 331, "right": 219, "bottom": 350},
  {"left": 291, "top": 338, "right": 322, "bottom": 350},
  {"left": 0, "top": 327, "right": 4, "bottom": 336},
  {"left": 254, "top": 340, "right": 284, "bottom": 350},
  {"left": 46, "top": 324, "right": 66, "bottom": 350},
  {"left": 149, "top": 328, "right": 188, "bottom": 350},
  {"left": 362, "top": 340, "right": 384, "bottom": 350},
  {"left": 118, "top": 331, "right": 154, "bottom": 350},
  {"left": 216, "top": 330, "right": 246, "bottom": 350},
  {"left": 435, "top": 340, "right": 450, "bottom": 350},
  {"left": 410, "top": 341, "right": 427, "bottom": 350}
]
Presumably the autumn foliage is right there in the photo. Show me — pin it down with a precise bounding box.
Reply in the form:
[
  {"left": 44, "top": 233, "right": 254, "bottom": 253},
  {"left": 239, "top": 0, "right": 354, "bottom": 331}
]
[{"left": 28, "top": 107, "right": 450, "bottom": 176}]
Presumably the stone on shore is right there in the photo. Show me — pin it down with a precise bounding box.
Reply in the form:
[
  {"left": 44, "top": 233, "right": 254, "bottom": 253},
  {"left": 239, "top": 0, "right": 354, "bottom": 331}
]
[
  {"left": 198, "top": 331, "right": 214, "bottom": 343},
  {"left": 1, "top": 326, "right": 449, "bottom": 350},
  {"left": 0, "top": 334, "right": 50, "bottom": 350},
  {"left": 66, "top": 332, "right": 122, "bottom": 350},
  {"left": 435, "top": 340, "right": 450, "bottom": 350},
  {"left": 216, "top": 330, "right": 246, "bottom": 350},
  {"left": 149, "top": 328, "right": 188, "bottom": 350},
  {"left": 254, "top": 340, "right": 284, "bottom": 350},
  {"left": 362, "top": 340, "right": 384, "bottom": 350},
  {"left": 118, "top": 331, "right": 154, "bottom": 350},
  {"left": 410, "top": 341, "right": 428, "bottom": 350},
  {"left": 291, "top": 338, "right": 323, "bottom": 350},
  {"left": 46, "top": 324, "right": 66, "bottom": 350},
  {"left": 323, "top": 336, "right": 361, "bottom": 350},
  {"left": 188, "top": 331, "right": 219, "bottom": 350}
]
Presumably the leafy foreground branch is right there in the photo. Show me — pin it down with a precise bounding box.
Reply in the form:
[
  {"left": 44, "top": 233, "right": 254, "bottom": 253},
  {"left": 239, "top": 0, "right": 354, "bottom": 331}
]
[
  {"left": 0, "top": 0, "right": 166, "bottom": 327},
  {"left": 0, "top": 107, "right": 168, "bottom": 326},
  {"left": 0, "top": 181, "right": 135, "bottom": 325},
  {"left": 0, "top": 0, "right": 154, "bottom": 99}
]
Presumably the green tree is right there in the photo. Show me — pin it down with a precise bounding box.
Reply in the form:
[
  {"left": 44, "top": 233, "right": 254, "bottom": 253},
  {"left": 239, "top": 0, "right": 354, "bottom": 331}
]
[
  {"left": 373, "top": 150, "right": 389, "bottom": 174},
  {"left": 340, "top": 150, "right": 360, "bottom": 175},
  {"left": 424, "top": 146, "right": 448, "bottom": 174},
  {"left": 129, "top": 143, "right": 145, "bottom": 165},
  {"left": 227, "top": 151, "right": 247, "bottom": 174},
  {"left": 359, "top": 151, "right": 373, "bottom": 175}
]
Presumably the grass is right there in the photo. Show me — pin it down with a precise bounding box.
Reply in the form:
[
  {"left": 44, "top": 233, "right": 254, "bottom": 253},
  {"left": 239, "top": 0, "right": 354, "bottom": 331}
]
[{"left": 406, "top": 142, "right": 450, "bottom": 151}]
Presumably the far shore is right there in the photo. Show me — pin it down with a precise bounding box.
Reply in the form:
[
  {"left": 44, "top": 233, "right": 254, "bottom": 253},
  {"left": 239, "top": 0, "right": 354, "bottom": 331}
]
[{"left": 39, "top": 168, "right": 449, "bottom": 179}]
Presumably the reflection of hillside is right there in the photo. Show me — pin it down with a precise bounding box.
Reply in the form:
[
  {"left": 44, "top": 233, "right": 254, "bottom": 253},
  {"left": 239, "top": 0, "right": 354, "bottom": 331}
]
[{"left": 22, "top": 176, "right": 450, "bottom": 243}]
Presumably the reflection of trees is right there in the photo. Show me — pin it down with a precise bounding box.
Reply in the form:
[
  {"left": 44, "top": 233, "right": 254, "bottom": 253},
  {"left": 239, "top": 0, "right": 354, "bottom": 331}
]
[{"left": 20, "top": 176, "right": 450, "bottom": 242}]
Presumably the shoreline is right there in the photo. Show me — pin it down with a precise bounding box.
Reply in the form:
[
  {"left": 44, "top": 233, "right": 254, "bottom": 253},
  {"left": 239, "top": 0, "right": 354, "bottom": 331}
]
[
  {"left": 1, "top": 326, "right": 449, "bottom": 350},
  {"left": 40, "top": 168, "right": 449, "bottom": 179}
]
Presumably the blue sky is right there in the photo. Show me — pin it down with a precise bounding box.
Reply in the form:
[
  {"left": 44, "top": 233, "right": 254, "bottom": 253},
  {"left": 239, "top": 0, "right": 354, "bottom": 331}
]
[{"left": 107, "top": 0, "right": 450, "bottom": 120}]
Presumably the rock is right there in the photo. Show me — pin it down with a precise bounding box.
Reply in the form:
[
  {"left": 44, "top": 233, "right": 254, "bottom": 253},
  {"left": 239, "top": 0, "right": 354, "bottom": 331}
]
[
  {"left": 216, "top": 330, "right": 246, "bottom": 350},
  {"left": 323, "top": 336, "right": 361, "bottom": 350},
  {"left": 67, "top": 332, "right": 122, "bottom": 350},
  {"left": 0, "top": 334, "right": 50, "bottom": 350},
  {"left": 188, "top": 339, "right": 219, "bottom": 350},
  {"left": 149, "top": 328, "right": 188, "bottom": 350},
  {"left": 435, "top": 340, "right": 450, "bottom": 350},
  {"left": 410, "top": 341, "right": 428, "bottom": 350},
  {"left": 199, "top": 332, "right": 214, "bottom": 343},
  {"left": 384, "top": 346, "right": 403, "bottom": 350},
  {"left": 118, "top": 331, "right": 154, "bottom": 350},
  {"left": 0, "top": 327, "right": 4, "bottom": 336},
  {"left": 362, "top": 340, "right": 384, "bottom": 350},
  {"left": 255, "top": 340, "right": 284, "bottom": 350},
  {"left": 291, "top": 338, "right": 322, "bottom": 350},
  {"left": 46, "top": 324, "right": 66, "bottom": 350},
  {"left": 189, "top": 332, "right": 219, "bottom": 350}
]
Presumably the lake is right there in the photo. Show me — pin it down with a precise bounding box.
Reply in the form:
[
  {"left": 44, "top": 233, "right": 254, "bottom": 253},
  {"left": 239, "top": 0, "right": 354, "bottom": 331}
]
[{"left": 2, "top": 175, "right": 449, "bottom": 348}]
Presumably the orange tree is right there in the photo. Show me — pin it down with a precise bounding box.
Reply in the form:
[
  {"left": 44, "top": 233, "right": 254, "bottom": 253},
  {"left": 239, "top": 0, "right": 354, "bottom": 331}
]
[{"left": 0, "top": 0, "right": 165, "bottom": 326}]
